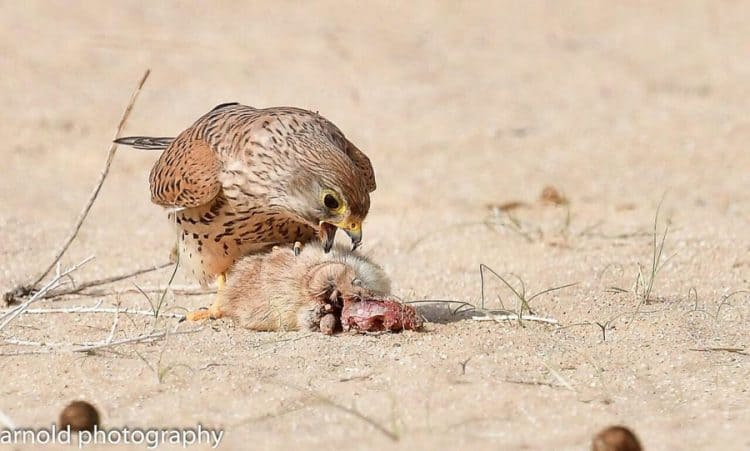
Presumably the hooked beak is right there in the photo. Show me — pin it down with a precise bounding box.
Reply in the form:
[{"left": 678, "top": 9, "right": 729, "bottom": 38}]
[
  {"left": 319, "top": 218, "right": 363, "bottom": 252},
  {"left": 345, "top": 226, "right": 362, "bottom": 251},
  {"left": 319, "top": 222, "right": 337, "bottom": 253}
]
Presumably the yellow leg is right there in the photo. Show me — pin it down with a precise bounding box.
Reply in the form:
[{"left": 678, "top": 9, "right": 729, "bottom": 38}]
[{"left": 185, "top": 273, "right": 225, "bottom": 321}]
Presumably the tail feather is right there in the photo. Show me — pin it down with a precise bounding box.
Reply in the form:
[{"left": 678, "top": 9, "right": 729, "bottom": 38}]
[{"left": 114, "top": 136, "right": 174, "bottom": 151}]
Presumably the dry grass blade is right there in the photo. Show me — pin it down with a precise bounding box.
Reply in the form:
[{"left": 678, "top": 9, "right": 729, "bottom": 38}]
[
  {"left": 540, "top": 359, "right": 576, "bottom": 391},
  {"left": 280, "top": 383, "right": 400, "bottom": 441},
  {"left": 0, "top": 305, "right": 186, "bottom": 319},
  {"left": 472, "top": 313, "right": 559, "bottom": 325},
  {"left": 46, "top": 261, "right": 172, "bottom": 298},
  {"left": 105, "top": 306, "right": 120, "bottom": 344},
  {"left": 609, "top": 199, "right": 674, "bottom": 308},
  {"left": 133, "top": 255, "right": 181, "bottom": 323},
  {"left": 12, "top": 69, "right": 151, "bottom": 298},
  {"left": 0, "top": 328, "right": 202, "bottom": 356},
  {"left": 307, "top": 393, "right": 400, "bottom": 441},
  {"left": 479, "top": 263, "right": 576, "bottom": 324},
  {"left": 404, "top": 299, "right": 477, "bottom": 316},
  {"left": 64, "top": 285, "right": 211, "bottom": 298},
  {"left": 0, "top": 256, "right": 94, "bottom": 332},
  {"left": 1, "top": 338, "right": 68, "bottom": 347},
  {"left": 690, "top": 347, "right": 748, "bottom": 356},
  {"left": 81, "top": 328, "right": 200, "bottom": 353},
  {"left": 134, "top": 346, "right": 195, "bottom": 384}
]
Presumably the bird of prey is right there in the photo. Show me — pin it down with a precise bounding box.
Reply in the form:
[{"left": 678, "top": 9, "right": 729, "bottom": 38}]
[{"left": 115, "top": 103, "right": 376, "bottom": 320}]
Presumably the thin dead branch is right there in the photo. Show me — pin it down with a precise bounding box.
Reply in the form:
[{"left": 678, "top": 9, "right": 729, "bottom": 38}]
[
  {"left": 472, "top": 313, "right": 559, "bottom": 325},
  {"left": 58, "top": 285, "right": 211, "bottom": 298},
  {"left": 690, "top": 347, "right": 748, "bottom": 356},
  {"left": 0, "top": 327, "right": 202, "bottom": 356},
  {"left": 5, "top": 69, "right": 150, "bottom": 303},
  {"left": 46, "top": 261, "right": 172, "bottom": 298},
  {"left": 0, "top": 305, "right": 186, "bottom": 319},
  {"left": 73, "top": 327, "right": 201, "bottom": 353},
  {"left": 0, "top": 256, "right": 94, "bottom": 332},
  {"left": 280, "top": 383, "right": 400, "bottom": 441}
]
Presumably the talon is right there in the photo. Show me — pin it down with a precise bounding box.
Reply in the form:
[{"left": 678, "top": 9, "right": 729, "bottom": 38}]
[
  {"left": 184, "top": 273, "right": 226, "bottom": 321},
  {"left": 185, "top": 304, "right": 224, "bottom": 321},
  {"left": 293, "top": 241, "right": 302, "bottom": 256}
]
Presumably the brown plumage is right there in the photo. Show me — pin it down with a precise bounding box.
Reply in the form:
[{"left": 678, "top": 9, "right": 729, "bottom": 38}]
[
  {"left": 219, "top": 243, "right": 391, "bottom": 332},
  {"left": 116, "top": 103, "right": 376, "bottom": 291}
]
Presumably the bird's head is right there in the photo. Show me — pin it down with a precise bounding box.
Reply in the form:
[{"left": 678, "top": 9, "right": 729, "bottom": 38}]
[{"left": 286, "top": 157, "right": 371, "bottom": 252}]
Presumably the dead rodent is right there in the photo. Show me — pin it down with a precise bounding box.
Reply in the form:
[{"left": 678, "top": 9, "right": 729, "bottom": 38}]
[
  {"left": 592, "top": 425, "right": 642, "bottom": 451},
  {"left": 220, "top": 243, "right": 419, "bottom": 333},
  {"left": 58, "top": 400, "right": 100, "bottom": 432}
]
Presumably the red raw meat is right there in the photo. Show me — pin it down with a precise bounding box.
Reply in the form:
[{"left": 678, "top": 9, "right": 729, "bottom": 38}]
[{"left": 341, "top": 296, "right": 422, "bottom": 332}]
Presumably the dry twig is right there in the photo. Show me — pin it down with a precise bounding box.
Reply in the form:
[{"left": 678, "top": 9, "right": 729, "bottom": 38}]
[
  {"left": 4, "top": 69, "right": 151, "bottom": 304},
  {"left": 280, "top": 383, "right": 400, "bottom": 441},
  {"left": 66, "top": 285, "right": 211, "bottom": 298},
  {"left": 46, "top": 261, "right": 172, "bottom": 298},
  {"left": 0, "top": 256, "right": 94, "bottom": 332},
  {"left": 471, "top": 313, "right": 559, "bottom": 325},
  {"left": 0, "top": 305, "right": 186, "bottom": 319},
  {"left": 0, "top": 327, "right": 202, "bottom": 356},
  {"left": 690, "top": 347, "right": 748, "bottom": 356},
  {"left": 72, "top": 328, "right": 196, "bottom": 353}
]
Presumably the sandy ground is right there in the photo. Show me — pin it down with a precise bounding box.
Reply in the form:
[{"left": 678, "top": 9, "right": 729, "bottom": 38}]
[{"left": 1, "top": 1, "right": 749, "bottom": 449}]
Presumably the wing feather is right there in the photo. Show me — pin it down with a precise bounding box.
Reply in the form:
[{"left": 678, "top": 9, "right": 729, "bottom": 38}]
[
  {"left": 148, "top": 137, "right": 221, "bottom": 208},
  {"left": 114, "top": 136, "right": 174, "bottom": 151}
]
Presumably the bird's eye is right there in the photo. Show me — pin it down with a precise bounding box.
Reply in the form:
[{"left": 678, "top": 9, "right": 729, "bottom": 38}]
[{"left": 324, "top": 194, "right": 340, "bottom": 210}]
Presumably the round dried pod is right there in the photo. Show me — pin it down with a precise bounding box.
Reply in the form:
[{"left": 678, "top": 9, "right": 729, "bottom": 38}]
[
  {"left": 592, "top": 425, "right": 642, "bottom": 451},
  {"left": 59, "top": 400, "right": 100, "bottom": 432}
]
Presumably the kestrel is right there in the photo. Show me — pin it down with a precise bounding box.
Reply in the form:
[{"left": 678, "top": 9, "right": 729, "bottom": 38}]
[{"left": 115, "top": 103, "right": 376, "bottom": 320}]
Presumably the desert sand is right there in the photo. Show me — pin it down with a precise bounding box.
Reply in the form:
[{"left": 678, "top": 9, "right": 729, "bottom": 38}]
[{"left": 1, "top": 1, "right": 749, "bottom": 449}]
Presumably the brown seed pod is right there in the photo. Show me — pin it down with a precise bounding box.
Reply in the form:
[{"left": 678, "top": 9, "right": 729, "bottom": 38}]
[
  {"left": 592, "top": 425, "right": 642, "bottom": 451},
  {"left": 58, "top": 400, "right": 100, "bottom": 432},
  {"left": 341, "top": 296, "right": 423, "bottom": 332}
]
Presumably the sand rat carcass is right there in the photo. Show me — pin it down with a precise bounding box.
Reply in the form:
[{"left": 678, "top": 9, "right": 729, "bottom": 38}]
[{"left": 217, "top": 243, "right": 422, "bottom": 334}]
